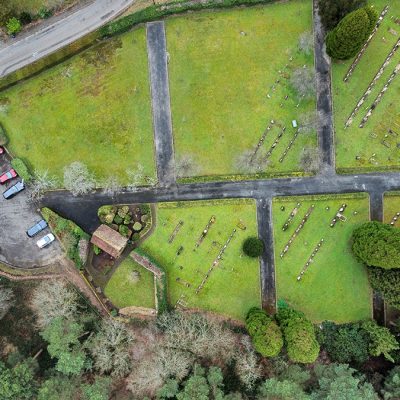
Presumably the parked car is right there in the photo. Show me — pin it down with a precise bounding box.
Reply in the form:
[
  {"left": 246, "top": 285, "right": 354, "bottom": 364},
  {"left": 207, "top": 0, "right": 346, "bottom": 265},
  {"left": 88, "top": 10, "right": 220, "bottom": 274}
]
[
  {"left": 0, "top": 168, "right": 17, "bottom": 184},
  {"left": 36, "top": 233, "right": 55, "bottom": 249},
  {"left": 27, "top": 219, "right": 48, "bottom": 238},
  {"left": 3, "top": 180, "right": 24, "bottom": 199}
]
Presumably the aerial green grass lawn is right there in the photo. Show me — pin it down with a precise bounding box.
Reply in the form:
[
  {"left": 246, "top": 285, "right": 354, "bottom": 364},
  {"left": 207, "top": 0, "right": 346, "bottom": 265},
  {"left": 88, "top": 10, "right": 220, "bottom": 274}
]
[
  {"left": 8, "top": 0, "right": 75, "bottom": 14},
  {"left": 0, "top": 27, "right": 155, "bottom": 185},
  {"left": 166, "top": 0, "right": 316, "bottom": 181},
  {"left": 384, "top": 192, "right": 400, "bottom": 225},
  {"left": 333, "top": 0, "right": 400, "bottom": 173},
  {"left": 139, "top": 199, "right": 261, "bottom": 321},
  {"left": 104, "top": 257, "right": 155, "bottom": 309},
  {"left": 272, "top": 194, "right": 372, "bottom": 323}
]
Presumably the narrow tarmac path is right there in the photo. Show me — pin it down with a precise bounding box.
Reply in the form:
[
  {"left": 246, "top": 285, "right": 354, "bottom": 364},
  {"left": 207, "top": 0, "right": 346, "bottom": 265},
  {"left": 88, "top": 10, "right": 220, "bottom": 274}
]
[
  {"left": 0, "top": 0, "right": 134, "bottom": 78},
  {"left": 257, "top": 198, "right": 277, "bottom": 314},
  {"left": 313, "top": 0, "right": 335, "bottom": 174},
  {"left": 146, "top": 21, "right": 176, "bottom": 187},
  {"left": 369, "top": 192, "right": 386, "bottom": 325}
]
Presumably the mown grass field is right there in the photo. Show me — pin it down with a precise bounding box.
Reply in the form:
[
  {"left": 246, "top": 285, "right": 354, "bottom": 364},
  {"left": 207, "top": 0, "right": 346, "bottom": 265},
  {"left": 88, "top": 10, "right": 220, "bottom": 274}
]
[
  {"left": 7, "top": 0, "right": 76, "bottom": 14},
  {"left": 166, "top": 0, "right": 316, "bottom": 181},
  {"left": 332, "top": 0, "right": 400, "bottom": 173},
  {"left": 104, "top": 257, "right": 155, "bottom": 309},
  {"left": 272, "top": 194, "right": 372, "bottom": 323},
  {"left": 139, "top": 200, "right": 260, "bottom": 321},
  {"left": 384, "top": 192, "right": 400, "bottom": 225},
  {"left": 0, "top": 27, "right": 155, "bottom": 185}
]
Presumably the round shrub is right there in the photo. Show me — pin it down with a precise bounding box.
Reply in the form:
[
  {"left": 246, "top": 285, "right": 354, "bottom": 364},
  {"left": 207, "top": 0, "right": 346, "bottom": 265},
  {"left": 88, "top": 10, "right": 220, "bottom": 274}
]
[
  {"left": 352, "top": 222, "right": 400, "bottom": 269},
  {"left": 326, "top": 7, "right": 377, "bottom": 60},
  {"left": 246, "top": 307, "right": 283, "bottom": 358},
  {"left": 113, "top": 215, "right": 123, "bottom": 225},
  {"left": 243, "top": 237, "right": 264, "bottom": 257},
  {"left": 284, "top": 319, "right": 320, "bottom": 364}
]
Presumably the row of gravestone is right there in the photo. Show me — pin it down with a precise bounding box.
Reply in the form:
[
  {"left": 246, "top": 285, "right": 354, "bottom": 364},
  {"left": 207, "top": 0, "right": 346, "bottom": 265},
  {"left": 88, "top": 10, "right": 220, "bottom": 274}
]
[
  {"left": 359, "top": 63, "right": 400, "bottom": 128},
  {"left": 343, "top": 5, "right": 389, "bottom": 83},
  {"left": 282, "top": 202, "right": 302, "bottom": 231},
  {"left": 346, "top": 37, "right": 400, "bottom": 128},
  {"left": 296, "top": 239, "right": 324, "bottom": 281},
  {"left": 195, "top": 228, "right": 237, "bottom": 294},
  {"left": 280, "top": 205, "right": 315, "bottom": 258},
  {"left": 330, "top": 204, "right": 347, "bottom": 227},
  {"left": 390, "top": 211, "right": 400, "bottom": 226}
]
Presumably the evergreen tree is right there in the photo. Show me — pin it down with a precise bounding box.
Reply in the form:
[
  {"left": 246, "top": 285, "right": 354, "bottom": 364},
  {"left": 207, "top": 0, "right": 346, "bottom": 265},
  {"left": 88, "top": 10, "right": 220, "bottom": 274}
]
[
  {"left": 318, "top": 0, "right": 367, "bottom": 30},
  {"left": 368, "top": 267, "right": 400, "bottom": 309},
  {"left": 326, "top": 7, "right": 378, "bottom": 60},
  {"left": 352, "top": 222, "right": 400, "bottom": 269}
]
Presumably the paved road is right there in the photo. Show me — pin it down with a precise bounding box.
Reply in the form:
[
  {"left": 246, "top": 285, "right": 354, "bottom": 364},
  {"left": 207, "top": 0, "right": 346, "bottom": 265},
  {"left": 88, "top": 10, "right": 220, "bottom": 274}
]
[
  {"left": 0, "top": 156, "right": 63, "bottom": 268},
  {"left": 146, "top": 21, "right": 176, "bottom": 186},
  {"left": 313, "top": 0, "right": 335, "bottom": 174},
  {"left": 0, "top": 0, "right": 134, "bottom": 78},
  {"left": 369, "top": 192, "right": 386, "bottom": 324},
  {"left": 257, "top": 199, "right": 276, "bottom": 314},
  {"left": 41, "top": 172, "right": 400, "bottom": 232}
]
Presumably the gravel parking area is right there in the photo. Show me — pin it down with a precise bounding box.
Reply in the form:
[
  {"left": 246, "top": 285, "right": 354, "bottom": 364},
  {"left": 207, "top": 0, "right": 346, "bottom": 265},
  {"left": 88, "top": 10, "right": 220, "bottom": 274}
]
[{"left": 0, "top": 154, "right": 63, "bottom": 268}]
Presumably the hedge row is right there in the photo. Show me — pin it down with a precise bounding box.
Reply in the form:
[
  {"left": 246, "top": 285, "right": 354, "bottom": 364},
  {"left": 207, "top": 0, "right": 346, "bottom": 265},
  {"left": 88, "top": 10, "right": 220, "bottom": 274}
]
[
  {"left": 10, "top": 158, "right": 33, "bottom": 182},
  {"left": 101, "top": 0, "right": 276, "bottom": 37}
]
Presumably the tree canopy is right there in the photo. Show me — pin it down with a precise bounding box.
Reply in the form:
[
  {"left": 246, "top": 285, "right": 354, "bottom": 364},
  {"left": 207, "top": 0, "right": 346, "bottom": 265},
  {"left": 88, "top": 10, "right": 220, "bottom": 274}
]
[
  {"left": 326, "top": 7, "right": 378, "bottom": 60},
  {"left": 318, "top": 0, "right": 367, "bottom": 31},
  {"left": 352, "top": 222, "right": 400, "bottom": 269}
]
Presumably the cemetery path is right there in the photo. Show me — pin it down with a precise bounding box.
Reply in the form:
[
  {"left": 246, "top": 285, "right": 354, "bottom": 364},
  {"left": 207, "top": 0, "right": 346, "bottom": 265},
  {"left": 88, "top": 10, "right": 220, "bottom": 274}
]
[
  {"left": 146, "top": 21, "right": 176, "bottom": 187},
  {"left": 0, "top": 0, "right": 134, "bottom": 78},
  {"left": 369, "top": 192, "right": 386, "bottom": 325},
  {"left": 41, "top": 172, "right": 400, "bottom": 233},
  {"left": 313, "top": 0, "right": 335, "bottom": 174},
  {"left": 257, "top": 198, "right": 277, "bottom": 314}
]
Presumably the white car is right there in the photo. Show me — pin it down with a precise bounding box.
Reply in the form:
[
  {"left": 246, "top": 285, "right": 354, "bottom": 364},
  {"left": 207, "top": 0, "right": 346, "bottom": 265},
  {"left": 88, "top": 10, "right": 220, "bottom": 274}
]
[{"left": 36, "top": 233, "right": 55, "bottom": 249}]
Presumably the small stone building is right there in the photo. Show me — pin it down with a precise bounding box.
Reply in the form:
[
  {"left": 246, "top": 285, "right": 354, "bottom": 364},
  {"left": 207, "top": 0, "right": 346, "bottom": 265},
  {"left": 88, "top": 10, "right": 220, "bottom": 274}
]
[{"left": 91, "top": 224, "right": 128, "bottom": 259}]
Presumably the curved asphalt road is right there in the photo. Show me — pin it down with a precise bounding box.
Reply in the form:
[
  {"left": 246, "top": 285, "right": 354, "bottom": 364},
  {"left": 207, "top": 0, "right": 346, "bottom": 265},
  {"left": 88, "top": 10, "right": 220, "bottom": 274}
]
[{"left": 0, "top": 0, "right": 134, "bottom": 78}]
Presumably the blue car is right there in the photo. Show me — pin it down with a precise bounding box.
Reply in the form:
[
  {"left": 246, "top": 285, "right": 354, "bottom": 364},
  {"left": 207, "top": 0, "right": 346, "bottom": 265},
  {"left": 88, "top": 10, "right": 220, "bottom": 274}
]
[
  {"left": 26, "top": 219, "right": 48, "bottom": 238},
  {"left": 3, "top": 181, "right": 24, "bottom": 200}
]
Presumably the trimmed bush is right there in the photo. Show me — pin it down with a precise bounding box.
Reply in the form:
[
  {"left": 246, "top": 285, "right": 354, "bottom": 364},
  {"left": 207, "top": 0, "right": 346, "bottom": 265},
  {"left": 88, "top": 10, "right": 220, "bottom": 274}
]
[
  {"left": 10, "top": 158, "right": 32, "bottom": 182},
  {"left": 277, "top": 305, "right": 319, "bottom": 364},
  {"left": 326, "top": 7, "right": 377, "bottom": 60},
  {"left": 41, "top": 207, "right": 89, "bottom": 269},
  {"left": 352, "top": 222, "right": 400, "bottom": 269},
  {"left": 0, "top": 123, "right": 8, "bottom": 146},
  {"left": 6, "top": 17, "right": 22, "bottom": 36},
  {"left": 246, "top": 307, "right": 283, "bottom": 357},
  {"left": 243, "top": 237, "right": 264, "bottom": 257}
]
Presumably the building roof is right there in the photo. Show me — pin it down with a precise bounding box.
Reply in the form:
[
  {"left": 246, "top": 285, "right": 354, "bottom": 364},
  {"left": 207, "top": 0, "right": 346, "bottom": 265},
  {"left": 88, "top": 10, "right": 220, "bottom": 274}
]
[{"left": 90, "top": 224, "right": 128, "bottom": 259}]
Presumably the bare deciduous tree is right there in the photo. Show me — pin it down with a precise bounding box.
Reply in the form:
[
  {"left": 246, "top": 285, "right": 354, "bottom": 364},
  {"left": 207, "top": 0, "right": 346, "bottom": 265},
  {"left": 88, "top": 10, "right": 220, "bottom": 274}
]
[
  {"left": 175, "top": 154, "right": 199, "bottom": 178},
  {"left": 299, "top": 148, "right": 320, "bottom": 173},
  {"left": 298, "top": 111, "right": 318, "bottom": 134},
  {"left": 63, "top": 161, "right": 95, "bottom": 196},
  {"left": 89, "top": 318, "right": 134, "bottom": 378},
  {"left": 126, "top": 346, "right": 193, "bottom": 398},
  {"left": 30, "top": 280, "right": 78, "bottom": 329},
  {"left": 29, "top": 170, "right": 58, "bottom": 201},
  {"left": 298, "top": 31, "right": 314, "bottom": 55},
  {"left": 157, "top": 312, "right": 237, "bottom": 363},
  {"left": 126, "top": 164, "right": 144, "bottom": 191},
  {"left": 0, "top": 286, "right": 14, "bottom": 320},
  {"left": 235, "top": 150, "right": 270, "bottom": 174},
  {"left": 102, "top": 176, "right": 122, "bottom": 197},
  {"left": 290, "top": 67, "right": 316, "bottom": 100},
  {"left": 234, "top": 336, "right": 262, "bottom": 390}
]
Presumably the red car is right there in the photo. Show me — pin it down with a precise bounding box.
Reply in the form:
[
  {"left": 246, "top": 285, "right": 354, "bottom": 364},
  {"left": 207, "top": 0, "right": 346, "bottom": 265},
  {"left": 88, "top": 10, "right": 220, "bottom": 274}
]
[{"left": 0, "top": 169, "right": 17, "bottom": 184}]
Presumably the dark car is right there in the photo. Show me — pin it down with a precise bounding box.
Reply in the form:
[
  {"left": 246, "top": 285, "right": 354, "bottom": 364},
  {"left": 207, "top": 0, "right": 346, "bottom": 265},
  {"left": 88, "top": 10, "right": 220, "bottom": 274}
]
[
  {"left": 0, "top": 168, "right": 17, "bottom": 184},
  {"left": 27, "top": 219, "right": 48, "bottom": 238},
  {"left": 3, "top": 181, "right": 24, "bottom": 199}
]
